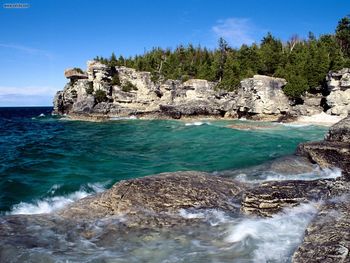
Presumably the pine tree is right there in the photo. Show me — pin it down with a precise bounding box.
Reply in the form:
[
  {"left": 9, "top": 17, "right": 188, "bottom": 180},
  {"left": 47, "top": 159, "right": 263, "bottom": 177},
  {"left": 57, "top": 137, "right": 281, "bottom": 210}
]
[
  {"left": 259, "top": 33, "right": 283, "bottom": 75},
  {"left": 336, "top": 16, "right": 350, "bottom": 57}
]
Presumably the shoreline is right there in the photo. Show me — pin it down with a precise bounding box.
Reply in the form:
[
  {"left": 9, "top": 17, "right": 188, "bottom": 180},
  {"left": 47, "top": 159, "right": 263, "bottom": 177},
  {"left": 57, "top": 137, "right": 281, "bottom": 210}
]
[{"left": 58, "top": 112, "right": 345, "bottom": 127}]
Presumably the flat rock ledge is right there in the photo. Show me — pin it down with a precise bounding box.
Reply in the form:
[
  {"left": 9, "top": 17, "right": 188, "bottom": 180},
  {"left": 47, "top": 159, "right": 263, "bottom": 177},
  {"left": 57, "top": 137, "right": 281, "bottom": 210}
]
[
  {"left": 297, "top": 115, "right": 350, "bottom": 176},
  {"left": 58, "top": 171, "right": 248, "bottom": 227}
]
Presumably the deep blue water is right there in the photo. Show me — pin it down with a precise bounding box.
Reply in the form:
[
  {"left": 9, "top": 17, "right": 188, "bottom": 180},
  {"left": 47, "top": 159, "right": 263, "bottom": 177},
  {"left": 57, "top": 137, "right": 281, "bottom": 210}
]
[{"left": 0, "top": 107, "right": 327, "bottom": 213}]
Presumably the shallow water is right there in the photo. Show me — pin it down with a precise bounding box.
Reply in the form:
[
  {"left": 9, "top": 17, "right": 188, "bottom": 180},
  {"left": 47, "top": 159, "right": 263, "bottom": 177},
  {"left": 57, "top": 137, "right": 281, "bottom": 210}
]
[{"left": 0, "top": 107, "right": 332, "bottom": 262}]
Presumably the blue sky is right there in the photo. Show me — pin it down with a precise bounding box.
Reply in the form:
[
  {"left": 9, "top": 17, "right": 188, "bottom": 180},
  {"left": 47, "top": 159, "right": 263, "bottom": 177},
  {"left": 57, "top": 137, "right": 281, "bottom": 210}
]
[{"left": 0, "top": 0, "right": 349, "bottom": 106}]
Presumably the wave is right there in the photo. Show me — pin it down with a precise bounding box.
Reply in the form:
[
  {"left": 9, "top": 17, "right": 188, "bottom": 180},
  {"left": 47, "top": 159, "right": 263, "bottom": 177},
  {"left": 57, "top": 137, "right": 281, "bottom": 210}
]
[
  {"left": 8, "top": 182, "right": 108, "bottom": 215},
  {"left": 179, "top": 208, "right": 233, "bottom": 226},
  {"left": 232, "top": 167, "right": 342, "bottom": 182},
  {"left": 225, "top": 202, "right": 319, "bottom": 262},
  {"left": 109, "top": 116, "right": 137, "bottom": 120},
  {"left": 184, "top": 121, "right": 211, "bottom": 126},
  {"left": 279, "top": 122, "right": 311, "bottom": 128}
]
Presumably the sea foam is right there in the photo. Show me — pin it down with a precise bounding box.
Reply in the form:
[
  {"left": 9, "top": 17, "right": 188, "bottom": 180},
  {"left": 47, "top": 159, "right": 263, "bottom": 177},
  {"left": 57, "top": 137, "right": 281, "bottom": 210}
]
[
  {"left": 8, "top": 182, "right": 107, "bottom": 215},
  {"left": 184, "top": 121, "right": 211, "bottom": 126},
  {"left": 225, "top": 202, "right": 319, "bottom": 262},
  {"left": 232, "top": 167, "right": 342, "bottom": 183}
]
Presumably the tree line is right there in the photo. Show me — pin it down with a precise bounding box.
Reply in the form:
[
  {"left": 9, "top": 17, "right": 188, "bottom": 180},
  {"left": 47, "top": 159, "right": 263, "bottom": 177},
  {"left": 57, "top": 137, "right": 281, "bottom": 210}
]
[{"left": 95, "top": 16, "right": 350, "bottom": 98}]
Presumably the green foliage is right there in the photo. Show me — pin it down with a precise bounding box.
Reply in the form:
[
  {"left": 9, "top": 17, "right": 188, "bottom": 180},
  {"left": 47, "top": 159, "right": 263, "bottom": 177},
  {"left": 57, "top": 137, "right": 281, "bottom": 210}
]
[
  {"left": 85, "top": 82, "right": 94, "bottom": 94},
  {"left": 111, "top": 72, "right": 121, "bottom": 86},
  {"left": 121, "top": 81, "right": 138, "bottom": 92},
  {"left": 94, "top": 89, "right": 107, "bottom": 103},
  {"left": 336, "top": 16, "right": 350, "bottom": 57},
  {"left": 92, "top": 16, "right": 349, "bottom": 98},
  {"left": 283, "top": 74, "right": 309, "bottom": 98},
  {"left": 259, "top": 32, "right": 283, "bottom": 75}
]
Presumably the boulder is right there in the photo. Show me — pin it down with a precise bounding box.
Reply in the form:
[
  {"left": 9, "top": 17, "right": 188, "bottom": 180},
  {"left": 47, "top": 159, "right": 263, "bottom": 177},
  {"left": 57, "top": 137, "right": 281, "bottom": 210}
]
[
  {"left": 326, "top": 68, "right": 350, "bottom": 116},
  {"left": 234, "top": 75, "right": 290, "bottom": 117},
  {"left": 326, "top": 115, "right": 350, "bottom": 142},
  {"left": 297, "top": 116, "right": 350, "bottom": 175},
  {"left": 326, "top": 90, "right": 350, "bottom": 116}
]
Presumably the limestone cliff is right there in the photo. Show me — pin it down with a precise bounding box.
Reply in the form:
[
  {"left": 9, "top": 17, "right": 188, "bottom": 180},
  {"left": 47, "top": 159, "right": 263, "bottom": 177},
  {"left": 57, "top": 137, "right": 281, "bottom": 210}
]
[
  {"left": 53, "top": 61, "right": 293, "bottom": 120},
  {"left": 53, "top": 61, "right": 350, "bottom": 120}
]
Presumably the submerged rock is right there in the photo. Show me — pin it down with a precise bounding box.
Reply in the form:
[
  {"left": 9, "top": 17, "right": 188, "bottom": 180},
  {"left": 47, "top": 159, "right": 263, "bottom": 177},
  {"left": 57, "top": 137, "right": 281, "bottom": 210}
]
[{"left": 58, "top": 171, "right": 247, "bottom": 227}]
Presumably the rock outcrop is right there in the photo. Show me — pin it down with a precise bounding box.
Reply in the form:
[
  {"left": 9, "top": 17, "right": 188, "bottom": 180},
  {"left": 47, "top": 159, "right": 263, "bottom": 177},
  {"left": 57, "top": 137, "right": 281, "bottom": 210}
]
[
  {"left": 291, "top": 93, "right": 324, "bottom": 116},
  {"left": 232, "top": 75, "right": 290, "bottom": 119},
  {"left": 297, "top": 115, "right": 350, "bottom": 175},
  {"left": 58, "top": 171, "right": 247, "bottom": 227},
  {"left": 326, "top": 68, "right": 350, "bottom": 116},
  {"left": 54, "top": 61, "right": 297, "bottom": 120},
  {"left": 54, "top": 62, "right": 350, "bottom": 120},
  {"left": 292, "top": 196, "right": 350, "bottom": 263},
  {"left": 53, "top": 61, "right": 237, "bottom": 119},
  {"left": 64, "top": 68, "right": 88, "bottom": 80}
]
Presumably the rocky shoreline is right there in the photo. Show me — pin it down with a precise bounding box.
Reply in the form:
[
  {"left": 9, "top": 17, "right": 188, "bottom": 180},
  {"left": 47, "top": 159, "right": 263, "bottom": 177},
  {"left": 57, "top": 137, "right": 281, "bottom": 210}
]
[
  {"left": 1, "top": 116, "right": 350, "bottom": 262},
  {"left": 53, "top": 61, "right": 350, "bottom": 123}
]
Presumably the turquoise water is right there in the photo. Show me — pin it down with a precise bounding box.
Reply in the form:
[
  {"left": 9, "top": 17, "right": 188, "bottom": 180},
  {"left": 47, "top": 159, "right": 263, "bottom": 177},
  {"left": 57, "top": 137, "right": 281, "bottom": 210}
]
[
  {"left": 0, "top": 107, "right": 333, "bottom": 262},
  {"left": 0, "top": 107, "right": 327, "bottom": 213}
]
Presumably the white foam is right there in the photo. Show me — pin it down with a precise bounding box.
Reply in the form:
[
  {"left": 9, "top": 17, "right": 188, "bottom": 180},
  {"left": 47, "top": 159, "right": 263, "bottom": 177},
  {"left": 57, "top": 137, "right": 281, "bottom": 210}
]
[
  {"left": 225, "top": 202, "right": 319, "bottom": 262},
  {"left": 233, "top": 167, "right": 342, "bottom": 183},
  {"left": 179, "top": 209, "right": 233, "bottom": 226},
  {"left": 184, "top": 121, "right": 211, "bottom": 126},
  {"left": 264, "top": 167, "right": 342, "bottom": 181},
  {"left": 279, "top": 123, "right": 311, "bottom": 128},
  {"left": 294, "top": 112, "right": 344, "bottom": 126},
  {"left": 109, "top": 115, "right": 137, "bottom": 120},
  {"left": 8, "top": 182, "right": 108, "bottom": 215},
  {"left": 38, "top": 113, "right": 45, "bottom": 117}
]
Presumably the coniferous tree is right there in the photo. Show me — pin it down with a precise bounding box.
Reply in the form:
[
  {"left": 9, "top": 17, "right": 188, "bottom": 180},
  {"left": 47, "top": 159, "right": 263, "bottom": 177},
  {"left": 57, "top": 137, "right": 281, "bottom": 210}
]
[{"left": 336, "top": 16, "right": 350, "bottom": 57}]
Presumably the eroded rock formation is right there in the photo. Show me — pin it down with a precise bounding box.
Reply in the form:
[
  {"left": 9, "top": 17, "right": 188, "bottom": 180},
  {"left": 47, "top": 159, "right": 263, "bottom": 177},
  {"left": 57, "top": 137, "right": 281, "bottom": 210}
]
[
  {"left": 326, "top": 68, "right": 350, "bottom": 116},
  {"left": 231, "top": 75, "right": 290, "bottom": 119}
]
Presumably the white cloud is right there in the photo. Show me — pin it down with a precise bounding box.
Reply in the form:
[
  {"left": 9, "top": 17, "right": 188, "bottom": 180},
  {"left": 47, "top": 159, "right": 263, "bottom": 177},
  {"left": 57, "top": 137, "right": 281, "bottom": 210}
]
[
  {"left": 0, "top": 43, "right": 53, "bottom": 59},
  {"left": 0, "top": 86, "right": 58, "bottom": 96},
  {"left": 0, "top": 86, "right": 58, "bottom": 106},
  {"left": 212, "top": 18, "right": 258, "bottom": 47}
]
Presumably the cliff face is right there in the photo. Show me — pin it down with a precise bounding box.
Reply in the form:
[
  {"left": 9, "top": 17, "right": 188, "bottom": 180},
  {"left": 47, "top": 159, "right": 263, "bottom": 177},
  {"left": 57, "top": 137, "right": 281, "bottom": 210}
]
[
  {"left": 326, "top": 68, "right": 350, "bottom": 116},
  {"left": 53, "top": 61, "right": 291, "bottom": 120},
  {"left": 53, "top": 61, "right": 350, "bottom": 120}
]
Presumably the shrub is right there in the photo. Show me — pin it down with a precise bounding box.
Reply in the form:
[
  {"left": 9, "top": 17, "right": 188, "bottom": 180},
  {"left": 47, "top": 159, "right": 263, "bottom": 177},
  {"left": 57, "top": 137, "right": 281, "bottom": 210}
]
[
  {"left": 283, "top": 74, "right": 309, "bottom": 98},
  {"left": 85, "top": 82, "right": 94, "bottom": 94},
  {"left": 111, "top": 73, "right": 121, "bottom": 86},
  {"left": 121, "top": 81, "right": 138, "bottom": 92},
  {"left": 94, "top": 89, "right": 107, "bottom": 103}
]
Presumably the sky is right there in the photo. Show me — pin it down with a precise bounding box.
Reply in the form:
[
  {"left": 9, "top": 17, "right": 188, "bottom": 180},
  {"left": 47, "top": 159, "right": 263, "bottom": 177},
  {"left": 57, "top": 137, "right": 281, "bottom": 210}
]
[{"left": 0, "top": 0, "right": 349, "bottom": 106}]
